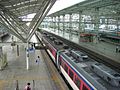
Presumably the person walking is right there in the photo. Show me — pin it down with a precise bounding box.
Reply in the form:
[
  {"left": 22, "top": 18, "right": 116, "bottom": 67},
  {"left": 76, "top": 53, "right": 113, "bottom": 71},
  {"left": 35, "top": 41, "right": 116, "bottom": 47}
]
[
  {"left": 24, "top": 83, "right": 31, "bottom": 90},
  {"left": 36, "top": 56, "right": 40, "bottom": 65}
]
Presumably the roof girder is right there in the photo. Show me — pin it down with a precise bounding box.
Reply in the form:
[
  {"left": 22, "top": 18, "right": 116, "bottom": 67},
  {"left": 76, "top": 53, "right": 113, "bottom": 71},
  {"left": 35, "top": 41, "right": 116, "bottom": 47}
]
[
  {"left": 27, "top": 0, "right": 56, "bottom": 41},
  {"left": 0, "top": 17, "right": 26, "bottom": 42}
]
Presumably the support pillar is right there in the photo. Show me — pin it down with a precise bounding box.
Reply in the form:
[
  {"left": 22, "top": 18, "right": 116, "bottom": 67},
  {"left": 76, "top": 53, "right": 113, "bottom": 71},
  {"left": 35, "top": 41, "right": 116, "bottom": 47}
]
[
  {"left": 58, "top": 16, "right": 60, "bottom": 34},
  {"left": 116, "top": 17, "right": 120, "bottom": 43},
  {"left": 69, "top": 13, "right": 72, "bottom": 40},
  {"left": 54, "top": 17, "right": 56, "bottom": 32},
  {"left": 26, "top": 43, "right": 29, "bottom": 70},
  {"left": 94, "top": 8, "right": 99, "bottom": 31},
  {"left": 17, "top": 45, "right": 19, "bottom": 56},
  {"left": 94, "top": 8, "right": 100, "bottom": 43},
  {"left": 106, "top": 18, "right": 109, "bottom": 31},
  {"left": 62, "top": 15, "right": 65, "bottom": 36},
  {"left": 51, "top": 17, "right": 54, "bottom": 31},
  {"left": 79, "top": 11, "right": 82, "bottom": 42}
]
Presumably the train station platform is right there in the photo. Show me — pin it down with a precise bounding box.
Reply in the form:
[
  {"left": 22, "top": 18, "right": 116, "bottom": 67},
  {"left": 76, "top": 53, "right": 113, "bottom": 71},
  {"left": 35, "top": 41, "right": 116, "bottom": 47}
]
[
  {"left": 0, "top": 35, "right": 68, "bottom": 90},
  {"left": 43, "top": 28, "right": 120, "bottom": 63}
]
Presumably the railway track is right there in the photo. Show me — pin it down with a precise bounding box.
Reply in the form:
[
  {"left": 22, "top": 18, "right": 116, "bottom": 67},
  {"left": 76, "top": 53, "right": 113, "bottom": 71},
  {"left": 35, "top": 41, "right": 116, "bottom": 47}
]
[{"left": 41, "top": 31, "right": 120, "bottom": 73}]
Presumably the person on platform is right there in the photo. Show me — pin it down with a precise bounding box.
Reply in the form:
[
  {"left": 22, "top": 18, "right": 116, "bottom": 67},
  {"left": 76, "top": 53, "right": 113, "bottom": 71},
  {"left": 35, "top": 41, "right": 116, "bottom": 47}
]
[
  {"left": 24, "top": 83, "right": 31, "bottom": 90},
  {"left": 36, "top": 56, "right": 40, "bottom": 65}
]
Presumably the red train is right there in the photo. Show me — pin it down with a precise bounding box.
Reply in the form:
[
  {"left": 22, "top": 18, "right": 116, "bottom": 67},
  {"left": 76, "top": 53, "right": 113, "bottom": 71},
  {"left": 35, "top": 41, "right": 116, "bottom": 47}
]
[{"left": 37, "top": 31, "right": 120, "bottom": 90}]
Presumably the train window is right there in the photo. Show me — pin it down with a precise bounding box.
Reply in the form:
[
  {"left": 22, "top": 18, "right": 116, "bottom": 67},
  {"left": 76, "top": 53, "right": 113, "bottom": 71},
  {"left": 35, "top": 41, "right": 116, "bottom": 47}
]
[
  {"left": 75, "top": 77, "right": 81, "bottom": 88},
  {"left": 82, "top": 84, "right": 88, "bottom": 90},
  {"left": 69, "top": 70, "right": 74, "bottom": 80},
  {"left": 64, "top": 64, "right": 68, "bottom": 73}
]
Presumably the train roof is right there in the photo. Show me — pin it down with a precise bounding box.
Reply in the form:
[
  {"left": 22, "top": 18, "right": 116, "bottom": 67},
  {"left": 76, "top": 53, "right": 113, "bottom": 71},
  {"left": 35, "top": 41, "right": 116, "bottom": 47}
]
[
  {"left": 61, "top": 50, "right": 120, "bottom": 90},
  {"left": 42, "top": 31, "right": 120, "bottom": 90},
  {"left": 42, "top": 32, "right": 69, "bottom": 50}
]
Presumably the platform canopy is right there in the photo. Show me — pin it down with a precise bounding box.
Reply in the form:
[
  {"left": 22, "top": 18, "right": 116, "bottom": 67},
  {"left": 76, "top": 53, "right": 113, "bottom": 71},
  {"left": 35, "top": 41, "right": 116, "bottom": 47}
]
[
  {"left": 48, "top": 0, "right": 120, "bottom": 18},
  {"left": 0, "top": 0, "right": 56, "bottom": 42}
]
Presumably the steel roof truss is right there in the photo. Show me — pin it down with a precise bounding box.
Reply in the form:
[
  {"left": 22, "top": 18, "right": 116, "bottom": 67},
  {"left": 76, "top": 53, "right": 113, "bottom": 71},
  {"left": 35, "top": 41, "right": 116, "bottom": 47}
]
[
  {"left": 0, "top": 4, "right": 28, "bottom": 31},
  {"left": 2, "top": 11, "right": 28, "bottom": 35},
  {"left": 27, "top": 0, "right": 56, "bottom": 41},
  {"left": 27, "top": 0, "right": 49, "bottom": 34},
  {"left": 0, "top": 18, "right": 26, "bottom": 42},
  {"left": 0, "top": 13, "right": 26, "bottom": 42}
]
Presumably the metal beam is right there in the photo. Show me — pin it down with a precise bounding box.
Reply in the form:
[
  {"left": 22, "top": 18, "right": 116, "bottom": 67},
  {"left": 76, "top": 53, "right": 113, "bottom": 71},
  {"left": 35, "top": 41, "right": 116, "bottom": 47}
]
[
  {"left": 1, "top": 11, "right": 27, "bottom": 35},
  {"left": 48, "top": 0, "right": 120, "bottom": 17},
  {"left": 7, "top": 1, "right": 41, "bottom": 10},
  {"left": 27, "top": 0, "right": 49, "bottom": 34},
  {"left": 0, "top": 13, "right": 26, "bottom": 42},
  {"left": 27, "top": 0, "right": 56, "bottom": 42},
  {"left": 0, "top": 4, "right": 28, "bottom": 31},
  {"left": 0, "top": 18, "right": 26, "bottom": 42}
]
